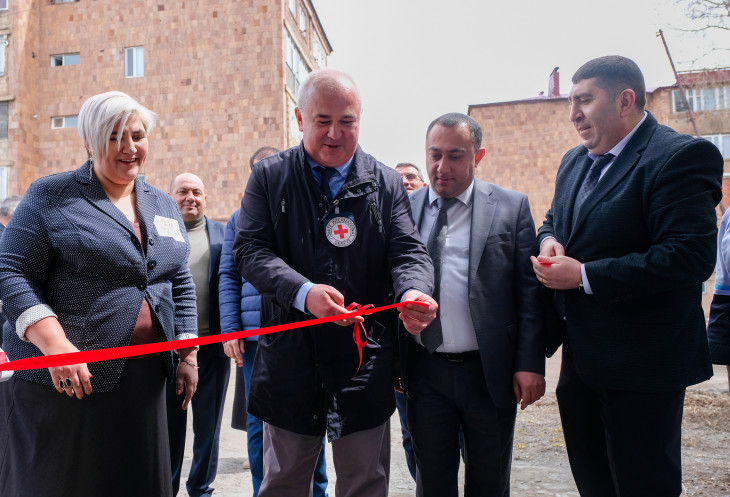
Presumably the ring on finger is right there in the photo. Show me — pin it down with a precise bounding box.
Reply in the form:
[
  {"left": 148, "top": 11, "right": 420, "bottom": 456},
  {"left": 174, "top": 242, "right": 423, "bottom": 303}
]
[
  {"left": 58, "top": 379, "right": 65, "bottom": 390},
  {"left": 64, "top": 378, "right": 73, "bottom": 388}
]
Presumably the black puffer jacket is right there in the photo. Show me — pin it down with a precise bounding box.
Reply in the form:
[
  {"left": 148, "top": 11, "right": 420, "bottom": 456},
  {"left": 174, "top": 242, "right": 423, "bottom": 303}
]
[{"left": 233, "top": 143, "right": 433, "bottom": 440}]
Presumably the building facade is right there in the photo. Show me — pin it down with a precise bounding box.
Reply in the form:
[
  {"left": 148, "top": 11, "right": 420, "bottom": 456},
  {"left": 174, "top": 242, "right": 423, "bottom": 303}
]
[
  {"left": 468, "top": 67, "right": 730, "bottom": 316},
  {"left": 0, "top": 0, "right": 331, "bottom": 220}
]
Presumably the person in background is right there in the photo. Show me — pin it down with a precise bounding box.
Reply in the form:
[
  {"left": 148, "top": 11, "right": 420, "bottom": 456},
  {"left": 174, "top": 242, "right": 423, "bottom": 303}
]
[
  {"left": 392, "top": 162, "right": 425, "bottom": 482},
  {"left": 233, "top": 69, "right": 437, "bottom": 497},
  {"left": 533, "top": 55, "right": 723, "bottom": 496},
  {"left": 0, "top": 90, "right": 198, "bottom": 497},
  {"left": 219, "top": 146, "right": 330, "bottom": 497},
  {"left": 0, "top": 195, "right": 22, "bottom": 231},
  {"left": 396, "top": 162, "right": 426, "bottom": 193},
  {"left": 708, "top": 208, "right": 730, "bottom": 391},
  {"left": 0, "top": 194, "right": 22, "bottom": 347},
  {"left": 166, "top": 173, "right": 227, "bottom": 497}
]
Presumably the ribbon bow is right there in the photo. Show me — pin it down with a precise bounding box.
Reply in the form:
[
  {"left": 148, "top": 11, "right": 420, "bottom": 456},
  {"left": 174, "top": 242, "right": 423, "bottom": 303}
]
[{"left": 346, "top": 302, "right": 374, "bottom": 377}]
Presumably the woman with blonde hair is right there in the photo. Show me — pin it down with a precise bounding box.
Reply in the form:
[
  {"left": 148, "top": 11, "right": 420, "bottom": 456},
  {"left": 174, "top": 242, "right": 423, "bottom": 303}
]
[{"left": 0, "top": 91, "right": 198, "bottom": 497}]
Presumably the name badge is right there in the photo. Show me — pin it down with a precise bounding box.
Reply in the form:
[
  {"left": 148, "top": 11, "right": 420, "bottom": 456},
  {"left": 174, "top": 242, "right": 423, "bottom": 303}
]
[
  {"left": 154, "top": 215, "right": 185, "bottom": 242},
  {"left": 324, "top": 212, "right": 357, "bottom": 248}
]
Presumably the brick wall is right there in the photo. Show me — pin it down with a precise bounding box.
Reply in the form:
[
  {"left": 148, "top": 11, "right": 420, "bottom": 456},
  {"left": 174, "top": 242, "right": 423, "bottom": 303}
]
[{"left": 4, "top": 0, "right": 329, "bottom": 221}]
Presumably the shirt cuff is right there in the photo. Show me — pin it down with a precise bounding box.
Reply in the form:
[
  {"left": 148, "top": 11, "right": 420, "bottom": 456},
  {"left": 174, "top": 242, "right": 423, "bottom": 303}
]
[
  {"left": 16, "top": 304, "right": 58, "bottom": 341},
  {"left": 580, "top": 264, "right": 593, "bottom": 295},
  {"left": 174, "top": 332, "right": 199, "bottom": 352},
  {"left": 293, "top": 282, "right": 315, "bottom": 314},
  {"left": 539, "top": 235, "right": 556, "bottom": 249},
  {"left": 400, "top": 289, "right": 420, "bottom": 302}
]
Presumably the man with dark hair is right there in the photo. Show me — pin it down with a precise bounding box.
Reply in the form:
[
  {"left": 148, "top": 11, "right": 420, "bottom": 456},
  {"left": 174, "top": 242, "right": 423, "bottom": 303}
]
[
  {"left": 395, "top": 162, "right": 426, "bottom": 193},
  {"left": 233, "top": 69, "right": 437, "bottom": 497},
  {"left": 571, "top": 55, "right": 647, "bottom": 108},
  {"left": 249, "top": 147, "right": 281, "bottom": 170},
  {"left": 533, "top": 55, "right": 723, "bottom": 496},
  {"left": 405, "top": 112, "right": 545, "bottom": 496}
]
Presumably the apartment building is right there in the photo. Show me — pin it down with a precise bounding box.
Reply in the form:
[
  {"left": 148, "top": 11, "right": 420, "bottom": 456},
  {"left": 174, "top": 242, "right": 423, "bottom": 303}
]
[{"left": 0, "top": 0, "right": 331, "bottom": 219}]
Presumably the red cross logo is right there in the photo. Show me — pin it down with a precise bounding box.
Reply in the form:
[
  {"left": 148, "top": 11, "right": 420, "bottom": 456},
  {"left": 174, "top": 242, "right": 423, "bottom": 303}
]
[{"left": 333, "top": 224, "right": 349, "bottom": 239}]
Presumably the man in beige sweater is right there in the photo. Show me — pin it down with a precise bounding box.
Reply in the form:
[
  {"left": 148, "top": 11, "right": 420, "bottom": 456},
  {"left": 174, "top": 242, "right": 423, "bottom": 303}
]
[{"left": 167, "top": 173, "right": 227, "bottom": 497}]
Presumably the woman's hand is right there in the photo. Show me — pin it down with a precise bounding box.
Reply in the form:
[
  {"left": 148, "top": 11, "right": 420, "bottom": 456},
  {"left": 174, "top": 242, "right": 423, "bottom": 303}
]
[
  {"left": 25, "top": 316, "right": 93, "bottom": 399},
  {"left": 175, "top": 347, "right": 199, "bottom": 410}
]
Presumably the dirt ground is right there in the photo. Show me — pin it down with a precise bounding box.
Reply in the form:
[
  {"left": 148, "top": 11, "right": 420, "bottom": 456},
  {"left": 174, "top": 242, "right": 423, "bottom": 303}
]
[
  {"left": 193, "top": 351, "right": 730, "bottom": 497},
  {"left": 509, "top": 353, "right": 730, "bottom": 497}
]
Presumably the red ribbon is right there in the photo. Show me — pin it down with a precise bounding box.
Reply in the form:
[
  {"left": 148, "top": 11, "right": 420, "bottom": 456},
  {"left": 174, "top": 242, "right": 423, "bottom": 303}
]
[
  {"left": 346, "top": 302, "right": 374, "bottom": 376},
  {"left": 0, "top": 300, "right": 427, "bottom": 373}
]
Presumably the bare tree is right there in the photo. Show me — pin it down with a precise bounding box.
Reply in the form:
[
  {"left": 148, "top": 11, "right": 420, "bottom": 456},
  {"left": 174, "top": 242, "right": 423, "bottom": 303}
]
[{"left": 677, "top": 0, "right": 729, "bottom": 31}]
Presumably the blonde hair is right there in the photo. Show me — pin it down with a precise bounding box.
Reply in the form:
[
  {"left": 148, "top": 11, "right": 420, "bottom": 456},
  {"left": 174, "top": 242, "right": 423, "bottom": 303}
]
[{"left": 78, "top": 91, "right": 157, "bottom": 160}]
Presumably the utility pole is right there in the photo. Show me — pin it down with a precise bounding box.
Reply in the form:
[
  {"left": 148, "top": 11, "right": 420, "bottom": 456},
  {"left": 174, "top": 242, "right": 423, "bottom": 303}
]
[{"left": 657, "top": 29, "right": 701, "bottom": 137}]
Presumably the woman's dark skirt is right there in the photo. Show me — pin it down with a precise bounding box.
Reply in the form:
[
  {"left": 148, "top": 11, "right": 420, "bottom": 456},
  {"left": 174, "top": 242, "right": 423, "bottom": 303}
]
[{"left": 0, "top": 356, "right": 172, "bottom": 497}]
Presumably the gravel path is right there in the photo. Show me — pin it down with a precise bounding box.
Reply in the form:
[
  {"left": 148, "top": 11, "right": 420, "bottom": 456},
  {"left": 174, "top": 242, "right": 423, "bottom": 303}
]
[{"left": 183, "top": 351, "right": 730, "bottom": 496}]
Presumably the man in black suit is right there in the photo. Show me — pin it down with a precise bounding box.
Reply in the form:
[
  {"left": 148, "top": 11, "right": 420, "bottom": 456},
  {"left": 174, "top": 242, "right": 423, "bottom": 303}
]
[
  {"left": 405, "top": 113, "right": 545, "bottom": 497},
  {"left": 533, "top": 56, "right": 723, "bottom": 496}
]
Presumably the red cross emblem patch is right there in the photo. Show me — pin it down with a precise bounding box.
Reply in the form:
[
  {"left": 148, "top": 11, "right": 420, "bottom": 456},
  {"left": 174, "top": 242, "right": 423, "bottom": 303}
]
[{"left": 325, "top": 216, "right": 357, "bottom": 247}]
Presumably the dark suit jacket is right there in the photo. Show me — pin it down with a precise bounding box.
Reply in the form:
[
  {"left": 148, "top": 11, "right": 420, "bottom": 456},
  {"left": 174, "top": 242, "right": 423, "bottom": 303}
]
[
  {"left": 537, "top": 112, "right": 723, "bottom": 392},
  {"left": 404, "top": 179, "right": 544, "bottom": 409},
  {"left": 204, "top": 216, "right": 225, "bottom": 335},
  {"left": 0, "top": 162, "right": 198, "bottom": 392}
]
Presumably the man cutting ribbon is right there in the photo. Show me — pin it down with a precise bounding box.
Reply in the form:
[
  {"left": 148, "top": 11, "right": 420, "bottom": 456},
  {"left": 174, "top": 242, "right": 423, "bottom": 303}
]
[{"left": 233, "top": 68, "right": 437, "bottom": 497}]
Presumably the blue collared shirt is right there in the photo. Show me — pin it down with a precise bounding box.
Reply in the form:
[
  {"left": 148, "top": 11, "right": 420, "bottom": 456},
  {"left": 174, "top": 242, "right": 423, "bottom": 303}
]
[
  {"left": 293, "top": 155, "right": 355, "bottom": 313},
  {"left": 308, "top": 156, "right": 354, "bottom": 201}
]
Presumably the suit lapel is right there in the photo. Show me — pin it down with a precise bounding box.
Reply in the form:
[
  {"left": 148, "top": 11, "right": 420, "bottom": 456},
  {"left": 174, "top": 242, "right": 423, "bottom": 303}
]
[
  {"left": 569, "top": 114, "right": 655, "bottom": 239},
  {"left": 74, "top": 162, "right": 137, "bottom": 237},
  {"left": 409, "top": 187, "right": 428, "bottom": 234},
  {"left": 135, "top": 177, "right": 158, "bottom": 249},
  {"left": 563, "top": 153, "right": 591, "bottom": 234},
  {"left": 469, "top": 180, "right": 495, "bottom": 291}
]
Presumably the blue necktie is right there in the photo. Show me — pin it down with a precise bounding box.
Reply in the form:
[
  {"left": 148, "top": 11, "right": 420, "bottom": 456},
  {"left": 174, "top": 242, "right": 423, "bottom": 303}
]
[{"left": 316, "top": 166, "right": 336, "bottom": 201}]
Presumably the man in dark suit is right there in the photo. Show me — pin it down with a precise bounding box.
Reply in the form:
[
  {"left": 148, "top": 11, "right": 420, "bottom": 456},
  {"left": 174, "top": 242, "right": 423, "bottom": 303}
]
[
  {"left": 167, "top": 173, "right": 227, "bottom": 497},
  {"left": 405, "top": 112, "right": 545, "bottom": 497},
  {"left": 532, "top": 56, "right": 723, "bottom": 496}
]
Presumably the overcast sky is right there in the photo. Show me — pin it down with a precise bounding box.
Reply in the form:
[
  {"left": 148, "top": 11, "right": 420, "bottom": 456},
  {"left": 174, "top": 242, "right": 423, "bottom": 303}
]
[{"left": 311, "top": 0, "right": 729, "bottom": 170}]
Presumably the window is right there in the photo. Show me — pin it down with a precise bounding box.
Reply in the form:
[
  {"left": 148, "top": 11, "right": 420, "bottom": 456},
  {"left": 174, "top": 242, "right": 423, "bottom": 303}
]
[
  {"left": 0, "top": 168, "right": 7, "bottom": 200},
  {"left": 704, "top": 134, "right": 730, "bottom": 159},
  {"left": 0, "top": 0, "right": 7, "bottom": 11},
  {"left": 51, "top": 53, "right": 80, "bottom": 67},
  {"left": 0, "top": 102, "right": 7, "bottom": 139},
  {"left": 312, "top": 36, "right": 326, "bottom": 68},
  {"left": 288, "top": 0, "right": 296, "bottom": 16},
  {"left": 673, "top": 86, "right": 730, "bottom": 113},
  {"left": 125, "top": 46, "right": 144, "bottom": 78},
  {"left": 0, "top": 36, "right": 7, "bottom": 76},
  {"left": 285, "top": 30, "right": 309, "bottom": 97},
  {"left": 299, "top": 8, "right": 308, "bottom": 35},
  {"left": 51, "top": 115, "right": 78, "bottom": 129},
  {"left": 289, "top": 98, "right": 301, "bottom": 142}
]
